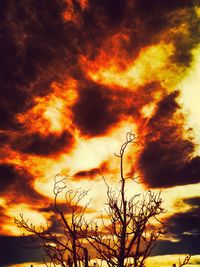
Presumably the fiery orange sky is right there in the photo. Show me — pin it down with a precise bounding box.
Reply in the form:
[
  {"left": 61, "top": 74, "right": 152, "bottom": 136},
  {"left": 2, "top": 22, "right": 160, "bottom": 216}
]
[{"left": 1, "top": 0, "right": 200, "bottom": 266}]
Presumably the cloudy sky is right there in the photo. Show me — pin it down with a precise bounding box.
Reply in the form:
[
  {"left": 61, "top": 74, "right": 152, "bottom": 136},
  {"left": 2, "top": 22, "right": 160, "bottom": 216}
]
[{"left": 1, "top": 0, "right": 200, "bottom": 266}]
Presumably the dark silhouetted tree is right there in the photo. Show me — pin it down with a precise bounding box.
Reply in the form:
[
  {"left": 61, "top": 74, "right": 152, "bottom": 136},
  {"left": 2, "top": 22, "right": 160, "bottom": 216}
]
[
  {"left": 15, "top": 132, "right": 190, "bottom": 267},
  {"left": 15, "top": 175, "right": 90, "bottom": 267},
  {"left": 84, "top": 132, "right": 165, "bottom": 267}
]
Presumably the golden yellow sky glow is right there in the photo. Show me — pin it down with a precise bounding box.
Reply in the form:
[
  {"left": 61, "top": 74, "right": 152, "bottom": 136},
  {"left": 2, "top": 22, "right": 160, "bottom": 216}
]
[
  {"left": 179, "top": 46, "right": 200, "bottom": 153},
  {"left": 4, "top": 40, "right": 200, "bottom": 236},
  {"left": 1, "top": 1, "right": 200, "bottom": 266},
  {"left": 8, "top": 255, "right": 200, "bottom": 267}
]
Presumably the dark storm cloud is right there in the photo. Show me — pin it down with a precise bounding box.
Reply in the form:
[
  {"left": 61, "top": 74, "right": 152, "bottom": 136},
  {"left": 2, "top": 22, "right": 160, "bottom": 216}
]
[
  {"left": 72, "top": 82, "right": 159, "bottom": 137},
  {"left": 72, "top": 85, "right": 120, "bottom": 136},
  {"left": 169, "top": 7, "right": 200, "bottom": 66},
  {"left": 11, "top": 130, "right": 74, "bottom": 156},
  {"left": 0, "top": 132, "right": 9, "bottom": 146},
  {"left": 184, "top": 196, "right": 200, "bottom": 207},
  {"left": 73, "top": 162, "right": 108, "bottom": 180},
  {"left": 139, "top": 91, "right": 200, "bottom": 188},
  {"left": 0, "top": 0, "right": 199, "bottom": 193},
  {"left": 132, "top": 0, "right": 195, "bottom": 33},
  {"left": 152, "top": 197, "right": 200, "bottom": 255},
  {"left": 0, "top": 163, "right": 47, "bottom": 204},
  {"left": 167, "top": 199, "right": 200, "bottom": 237},
  {"left": 82, "top": 0, "right": 127, "bottom": 44},
  {"left": 39, "top": 203, "right": 71, "bottom": 214},
  {"left": 128, "top": 0, "right": 200, "bottom": 66},
  {"left": 0, "top": 0, "right": 80, "bottom": 131},
  {"left": 0, "top": 0, "right": 199, "bottom": 132},
  {"left": 74, "top": 167, "right": 100, "bottom": 179},
  {"left": 149, "top": 91, "right": 180, "bottom": 123},
  {"left": 39, "top": 208, "right": 89, "bottom": 234},
  {"left": 152, "top": 235, "right": 200, "bottom": 256},
  {"left": 0, "top": 0, "right": 129, "bottom": 132},
  {"left": 83, "top": 0, "right": 200, "bottom": 66},
  {"left": 0, "top": 235, "right": 43, "bottom": 266},
  {"left": 45, "top": 214, "right": 65, "bottom": 234},
  {"left": 84, "top": 0, "right": 200, "bottom": 64},
  {"left": 0, "top": 163, "right": 18, "bottom": 191},
  {"left": 88, "top": 0, "right": 126, "bottom": 27},
  {"left": 139, "top": 141, "right": 200, "bottom": 188}
]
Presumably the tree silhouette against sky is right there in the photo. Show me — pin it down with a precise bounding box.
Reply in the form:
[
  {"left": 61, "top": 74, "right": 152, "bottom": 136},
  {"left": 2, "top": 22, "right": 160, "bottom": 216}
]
[
  {"left": 15, "top": 132, "right": 190, "bottom": 267},
  {"left": 83, "top": 132, "right": 165, "bottom": 267},
  {"left": 15, "top": 175, "right": 90, "bottom": 267}
]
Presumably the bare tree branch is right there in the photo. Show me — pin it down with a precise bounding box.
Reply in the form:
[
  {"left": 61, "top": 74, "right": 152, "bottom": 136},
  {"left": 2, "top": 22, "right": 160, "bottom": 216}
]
[
  {"left": 85, "top": 132, "right": 165, "bottom": 267},
  {"left": 15, "top": 175, "right": 90, "bottom": 267},
  {"left": 15, "top": 132, "right": 190, "bottom": 267}
]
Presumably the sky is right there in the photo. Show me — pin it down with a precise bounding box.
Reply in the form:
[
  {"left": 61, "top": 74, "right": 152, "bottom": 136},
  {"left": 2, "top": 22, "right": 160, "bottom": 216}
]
[{"left": 1, "top": 0, "right": 200, "bottom": 266}]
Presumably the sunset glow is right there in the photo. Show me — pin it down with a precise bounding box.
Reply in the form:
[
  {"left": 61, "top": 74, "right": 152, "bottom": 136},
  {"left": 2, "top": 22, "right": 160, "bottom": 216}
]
[{"left": 1, "top": 1, "right": 200, "bottom": 266}]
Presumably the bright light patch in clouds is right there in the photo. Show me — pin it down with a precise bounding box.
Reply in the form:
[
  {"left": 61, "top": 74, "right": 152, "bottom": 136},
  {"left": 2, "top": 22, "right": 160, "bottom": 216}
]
[
  {"left": 82, "top": 43, "right": 183, "bottom": 90},
  {"left": 179, "top": 46, "right": 200, "bottom": 153},
  {"left": 1, "top": 1, "right": 200, "bottom": 265}
]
